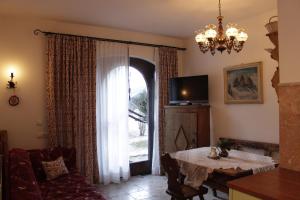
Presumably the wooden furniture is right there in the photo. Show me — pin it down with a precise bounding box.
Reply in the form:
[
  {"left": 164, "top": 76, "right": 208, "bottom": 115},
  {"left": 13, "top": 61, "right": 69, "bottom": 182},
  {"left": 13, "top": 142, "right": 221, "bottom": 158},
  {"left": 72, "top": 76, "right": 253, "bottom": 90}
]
[
  {"left": 161, "top": 153, "right": 208, "bottom": 200},
  {"left": 163, "top": 105, "right": 210, "bottom": 153},
  {"left": 9, "top": 147, "right": 106, "bottom": 200},
  {"left": 171, "top": 146, "right": 277, "bottom": 199},
  {"left": 204, "top": 138, "right": 279, "bottom": 197},
  {"left": 230, "top": 190, "right": 261, "bottom": 200},
  {"left": 0, "top": 130, "right": 7, "bottom": 200},
  {"left": 228, "top": 168, "right": 300, "bottom": 200}
]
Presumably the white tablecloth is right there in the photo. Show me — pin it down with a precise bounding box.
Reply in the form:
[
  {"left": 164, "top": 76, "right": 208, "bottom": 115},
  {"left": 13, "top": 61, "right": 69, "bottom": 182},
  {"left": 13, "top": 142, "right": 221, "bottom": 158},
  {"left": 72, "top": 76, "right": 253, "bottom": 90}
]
[{"left": 171, "top": 147, "right": 275, "bottom": 188}]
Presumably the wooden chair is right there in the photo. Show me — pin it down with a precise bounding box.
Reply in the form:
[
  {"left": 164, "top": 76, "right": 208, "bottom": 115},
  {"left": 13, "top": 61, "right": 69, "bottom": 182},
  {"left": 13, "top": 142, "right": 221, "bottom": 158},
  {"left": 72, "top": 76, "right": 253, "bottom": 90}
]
[{"left": 161, "top": 153, "right": 208, "bottom": 200}]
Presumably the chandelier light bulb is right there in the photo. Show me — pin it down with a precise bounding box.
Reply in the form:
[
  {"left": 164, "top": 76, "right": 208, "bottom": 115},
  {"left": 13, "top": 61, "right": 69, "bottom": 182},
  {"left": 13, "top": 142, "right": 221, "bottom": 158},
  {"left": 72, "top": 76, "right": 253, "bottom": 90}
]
[
  {"left": 226, "top": 26, "right": 239, "bottom": 38},
  {"left": 205, "top": 28, "right": 217, "bottom": 39},
  {"left": 237, "top": 31, "right": 248, "bottom": 42},
  {"left": 195, "top": 32, "right": 207, "bottom": 43}
]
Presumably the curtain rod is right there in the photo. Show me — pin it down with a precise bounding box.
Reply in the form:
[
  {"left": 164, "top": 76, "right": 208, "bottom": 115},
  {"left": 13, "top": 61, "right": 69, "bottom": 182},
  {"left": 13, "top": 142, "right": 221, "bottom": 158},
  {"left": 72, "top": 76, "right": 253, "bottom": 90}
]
[{"left": 33, "top": 29, "right": 186, "bottom": 51}]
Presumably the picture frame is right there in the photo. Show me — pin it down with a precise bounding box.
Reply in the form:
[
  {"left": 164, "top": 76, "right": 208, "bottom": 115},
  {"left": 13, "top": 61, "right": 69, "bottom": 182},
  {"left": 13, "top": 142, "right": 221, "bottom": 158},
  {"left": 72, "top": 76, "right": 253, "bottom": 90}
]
[{"left": 224, "top": 62, "right": 263, "bottom": 104}]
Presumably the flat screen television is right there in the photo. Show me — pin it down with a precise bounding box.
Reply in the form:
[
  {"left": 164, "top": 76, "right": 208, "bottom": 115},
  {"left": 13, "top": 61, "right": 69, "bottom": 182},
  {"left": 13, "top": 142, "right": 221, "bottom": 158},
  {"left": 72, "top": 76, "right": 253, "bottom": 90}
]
[{"left": 169, "top": 75, "right": 208, "bottom": 104}]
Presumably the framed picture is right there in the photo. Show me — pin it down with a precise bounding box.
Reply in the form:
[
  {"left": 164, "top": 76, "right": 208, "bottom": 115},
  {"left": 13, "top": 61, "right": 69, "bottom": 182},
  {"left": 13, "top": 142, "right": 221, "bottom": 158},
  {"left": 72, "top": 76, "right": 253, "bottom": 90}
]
[{"left": 224, "top": 62, "right": 263, "bottom": 104}]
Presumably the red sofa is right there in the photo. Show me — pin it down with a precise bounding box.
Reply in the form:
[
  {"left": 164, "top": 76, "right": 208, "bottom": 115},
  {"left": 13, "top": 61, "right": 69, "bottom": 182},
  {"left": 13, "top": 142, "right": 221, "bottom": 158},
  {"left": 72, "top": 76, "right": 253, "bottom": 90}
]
[{"left": 9, "top": 147, "right": 106, "bottom": 200}]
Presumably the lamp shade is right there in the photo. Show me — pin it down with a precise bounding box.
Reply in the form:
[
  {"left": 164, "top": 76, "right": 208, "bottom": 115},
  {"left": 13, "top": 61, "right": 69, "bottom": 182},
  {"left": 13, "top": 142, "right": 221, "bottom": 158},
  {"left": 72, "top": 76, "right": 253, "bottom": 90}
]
[
  {"left": 226, "top": 27, "right": 238, "bottom": 37},
  {"left": 236, "top": 31, "right": 248, "bottom": 42},
  {"left": 195, "top": 32, "right": 207, "bottom": 43},
  {"left": 205, "top": 28, "right": 217, "bottom": 39}
]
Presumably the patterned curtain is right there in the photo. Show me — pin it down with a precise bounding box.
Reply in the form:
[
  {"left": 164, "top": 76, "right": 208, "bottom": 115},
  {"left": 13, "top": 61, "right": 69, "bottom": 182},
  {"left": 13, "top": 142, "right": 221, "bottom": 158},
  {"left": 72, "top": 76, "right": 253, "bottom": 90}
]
[
  {"left": 158, "top": 47, "right": 178, "bottom": 157},
  {"left": 46, "top": 34, "right": 99, "bottom": 183}
]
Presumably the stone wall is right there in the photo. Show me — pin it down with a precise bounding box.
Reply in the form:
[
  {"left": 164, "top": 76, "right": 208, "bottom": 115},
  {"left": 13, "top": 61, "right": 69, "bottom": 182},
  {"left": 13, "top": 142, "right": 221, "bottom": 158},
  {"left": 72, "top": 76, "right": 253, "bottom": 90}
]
[{"left": 279, "top": 83, "right": 300, "bottom": 171}]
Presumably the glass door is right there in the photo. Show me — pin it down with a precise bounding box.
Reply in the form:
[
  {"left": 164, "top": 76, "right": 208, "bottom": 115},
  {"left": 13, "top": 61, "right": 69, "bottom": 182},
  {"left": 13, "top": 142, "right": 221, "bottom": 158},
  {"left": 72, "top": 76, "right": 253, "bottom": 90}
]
[
  {"left": 128, "top": 67, "right": 149, "bottom": 163},
  {"left": 128, "top": 58, "right": 155, "bottom": 176}
]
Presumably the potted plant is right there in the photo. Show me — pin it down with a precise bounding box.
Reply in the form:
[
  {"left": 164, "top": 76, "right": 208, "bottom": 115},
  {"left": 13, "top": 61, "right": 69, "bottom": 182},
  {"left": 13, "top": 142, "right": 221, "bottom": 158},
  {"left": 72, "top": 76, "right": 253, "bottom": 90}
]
[{"left": 216, "top": 139, "right": 233, "bottom": 157}]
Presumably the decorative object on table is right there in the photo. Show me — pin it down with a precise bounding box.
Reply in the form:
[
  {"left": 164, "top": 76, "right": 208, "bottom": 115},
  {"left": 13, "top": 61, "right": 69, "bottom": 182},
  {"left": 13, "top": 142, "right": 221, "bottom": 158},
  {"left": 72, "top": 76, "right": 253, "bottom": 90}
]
[
  {"left": 224, "top": 62, "right": 263, "bottom": 104},
  {"left": 8, "top": 95, "right": 20, "bottom": 106},
  {"left": 208, "top": 147, "right": 220, "bottom": 159},
  {"left": 210, "top": 147, "right": 218, "bottom": 157},
  {"left": 265, "top": 16, "right": 279, "bottom": 101},
  {"left": 7, "top": 72, "right": 16, "bottom": 89},
  {"left": 216, "top": 138, "right": 233, "bottom": 157},
  {"left": 194, "top": 0, "right": 248, "bottom": 55}
]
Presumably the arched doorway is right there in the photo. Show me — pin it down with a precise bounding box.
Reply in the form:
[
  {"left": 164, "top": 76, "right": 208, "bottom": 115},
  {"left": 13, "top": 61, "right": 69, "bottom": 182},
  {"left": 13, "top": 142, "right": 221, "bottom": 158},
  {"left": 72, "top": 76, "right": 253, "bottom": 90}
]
[{"left": 128, "top": 57, "right": 155, "bottom": 175}]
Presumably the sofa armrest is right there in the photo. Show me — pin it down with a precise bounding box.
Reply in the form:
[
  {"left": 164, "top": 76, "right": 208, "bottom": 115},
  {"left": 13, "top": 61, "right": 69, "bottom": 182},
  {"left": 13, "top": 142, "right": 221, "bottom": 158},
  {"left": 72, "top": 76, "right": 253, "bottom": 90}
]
[{"left": 9, "top": 149, "right": 43, "bottom": 200}]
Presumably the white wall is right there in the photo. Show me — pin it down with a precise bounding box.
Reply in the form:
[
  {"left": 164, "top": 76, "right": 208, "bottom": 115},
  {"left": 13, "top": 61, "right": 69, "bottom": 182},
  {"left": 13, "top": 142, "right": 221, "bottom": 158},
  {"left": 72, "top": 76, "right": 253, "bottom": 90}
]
[
  {"left": 0, "top": 16, "right": 184, "bottom": 149},
  {"left": 278, "top": 0, "right": 300, "bottom": 83},
  {"left": 183, "top": 10, "right": 279, "bottom": 144}
]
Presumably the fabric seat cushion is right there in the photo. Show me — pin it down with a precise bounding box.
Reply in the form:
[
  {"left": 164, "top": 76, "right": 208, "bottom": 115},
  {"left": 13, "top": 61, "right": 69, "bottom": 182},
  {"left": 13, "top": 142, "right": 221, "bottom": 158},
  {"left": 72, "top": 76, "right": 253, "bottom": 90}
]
[
  {"left": 167, "top": 185, "right": 208, "bottom": 199},
  {"left": 180, "top": 185, "right": 199, "bottom": 198},
  {"left": 39, "top": 171, "right": 105, "bottom": 200}
]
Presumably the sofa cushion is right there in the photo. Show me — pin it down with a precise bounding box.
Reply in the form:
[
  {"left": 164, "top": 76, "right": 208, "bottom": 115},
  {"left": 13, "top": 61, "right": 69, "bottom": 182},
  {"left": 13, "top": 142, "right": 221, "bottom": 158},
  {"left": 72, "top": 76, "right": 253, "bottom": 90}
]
[
  {"left": 39, "top": 170, "right": 105, "bottom": 200},
  {"left": 42, "top": 156, "right": 69, "bottom": 180},
  {"left": 9, "top": 148, "right": 43, "bottom": 200}
]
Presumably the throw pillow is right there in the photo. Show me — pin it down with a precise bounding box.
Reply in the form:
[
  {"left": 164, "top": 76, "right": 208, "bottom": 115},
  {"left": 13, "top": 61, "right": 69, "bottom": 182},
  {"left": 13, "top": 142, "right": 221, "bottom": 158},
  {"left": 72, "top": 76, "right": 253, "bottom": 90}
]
[
  {"left": 29, "top": 147, "right": 64, "bottom": 181},
  {"left": 42, "top": 156, "right": 69, "bottom": 180}
]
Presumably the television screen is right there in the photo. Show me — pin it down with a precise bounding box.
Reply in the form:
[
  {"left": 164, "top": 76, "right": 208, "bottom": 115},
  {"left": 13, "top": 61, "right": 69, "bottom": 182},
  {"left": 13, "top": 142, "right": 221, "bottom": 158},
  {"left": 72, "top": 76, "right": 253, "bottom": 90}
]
[{"left": 169, "top": 75, "right": 208, "bottom": 104}]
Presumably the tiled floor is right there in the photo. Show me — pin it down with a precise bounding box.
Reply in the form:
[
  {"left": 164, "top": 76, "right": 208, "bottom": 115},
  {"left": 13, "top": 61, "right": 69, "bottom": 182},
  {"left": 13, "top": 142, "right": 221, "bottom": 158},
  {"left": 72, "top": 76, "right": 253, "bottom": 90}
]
[{"left": 97, "top": 175, "right": 228, "bottom": 200}]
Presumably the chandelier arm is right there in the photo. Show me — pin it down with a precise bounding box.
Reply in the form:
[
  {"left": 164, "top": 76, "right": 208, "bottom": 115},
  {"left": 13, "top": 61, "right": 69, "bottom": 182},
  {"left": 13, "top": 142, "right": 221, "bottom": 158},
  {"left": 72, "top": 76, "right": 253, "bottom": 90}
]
[
  {"left": 204, "top": 45, "right": 210, "bottom": 53},
  {"left": 198, "top": 42, "right": 210, "bottom": 53},
  {"left": 232, "top": 40, "right": 239, "bottom": 52},
  {"left": 211, "top": 48, "right": 216, "bottom": 55},
  {"left": 209, "top": 39, "right": 217, "bottom": 55},
  {"left": 232, "top": 40, "right": 245, "bottom": 52},
  {"left": 225, "top": 38, "right": 234, "bottom": 54},
  {"left": 225, "top": 39, "right": 233, "bottom": 54}
]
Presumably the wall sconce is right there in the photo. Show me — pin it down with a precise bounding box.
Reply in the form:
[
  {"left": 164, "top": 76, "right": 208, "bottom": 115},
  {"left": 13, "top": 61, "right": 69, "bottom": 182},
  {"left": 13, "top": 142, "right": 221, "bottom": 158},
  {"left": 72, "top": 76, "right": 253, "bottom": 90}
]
[{"left": 7, "top": 72, "right": 16, "bottom": 89}]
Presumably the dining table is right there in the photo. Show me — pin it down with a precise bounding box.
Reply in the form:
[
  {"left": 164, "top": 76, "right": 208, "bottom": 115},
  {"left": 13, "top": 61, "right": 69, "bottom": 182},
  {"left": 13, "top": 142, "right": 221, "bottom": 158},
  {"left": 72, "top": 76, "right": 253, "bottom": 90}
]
[{"left": 170, "top": 147, "right": 276, "bottom": 193}]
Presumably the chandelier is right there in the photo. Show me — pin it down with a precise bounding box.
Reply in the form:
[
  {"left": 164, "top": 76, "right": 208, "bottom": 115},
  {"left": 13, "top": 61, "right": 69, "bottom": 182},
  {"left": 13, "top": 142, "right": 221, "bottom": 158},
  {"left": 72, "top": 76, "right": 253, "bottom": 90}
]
[{"left": 195, "top": 0, "right": 248, "bottom": 55}]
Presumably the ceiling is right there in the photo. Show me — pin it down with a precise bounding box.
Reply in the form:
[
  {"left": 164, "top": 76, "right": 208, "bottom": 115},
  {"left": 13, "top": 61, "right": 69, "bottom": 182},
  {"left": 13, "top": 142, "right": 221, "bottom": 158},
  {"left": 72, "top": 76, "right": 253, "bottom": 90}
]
[{"left": 0, "top": 0, "right": 277, "bottom": 38}]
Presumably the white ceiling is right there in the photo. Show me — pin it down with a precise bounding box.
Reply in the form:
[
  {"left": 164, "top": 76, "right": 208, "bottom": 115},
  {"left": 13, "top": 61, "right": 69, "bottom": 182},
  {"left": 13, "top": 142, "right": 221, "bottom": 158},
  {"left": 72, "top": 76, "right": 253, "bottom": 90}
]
[{"left": 0, "top": 0, "right": 277, "bottom": 38}]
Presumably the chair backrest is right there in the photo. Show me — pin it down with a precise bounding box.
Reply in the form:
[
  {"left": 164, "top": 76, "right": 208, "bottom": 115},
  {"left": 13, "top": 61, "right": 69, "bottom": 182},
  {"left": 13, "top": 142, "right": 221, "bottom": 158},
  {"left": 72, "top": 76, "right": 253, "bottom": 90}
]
[{"left": 161, "top": 153, "right": 181, "bottom": 193}]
